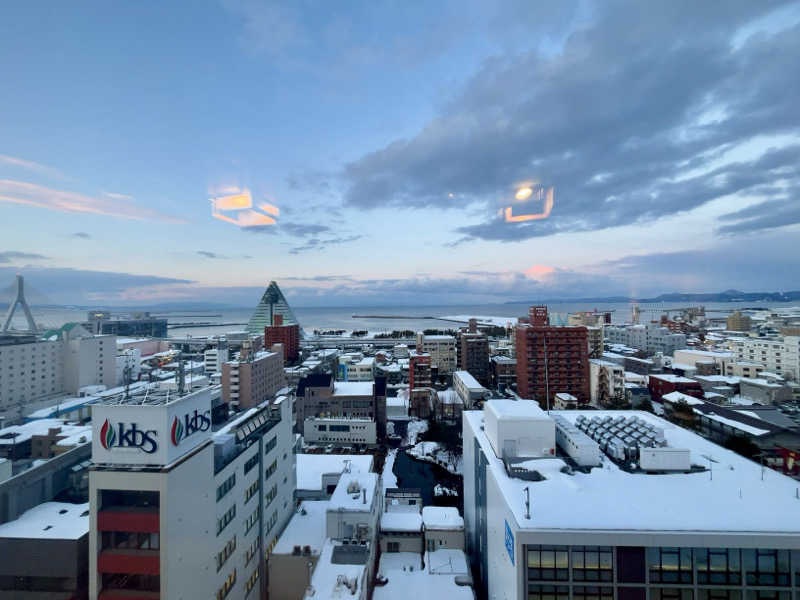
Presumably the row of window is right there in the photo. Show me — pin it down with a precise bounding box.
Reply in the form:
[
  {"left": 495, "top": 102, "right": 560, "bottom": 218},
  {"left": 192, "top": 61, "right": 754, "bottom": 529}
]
[
  {"left": 243, "top": 453, "right": 259, "bottom": 475},
  {"left": 264, "top": 435, "right": 277, "bottom": 454},
  {"left": 244, "top": 480, "right": 259, "bottom": 504},
  {"left": 101, "top": 531, "right": 160, "bottom": 551},
  {"left": 217, "top": 473, "right": 236, "bottom": 502},
  {"left": 216, "top": 535, "right": 236, "bottom": 572},
  {"left": 526, "top": 587, "right": 796, "bottom": 600},
  {"left": 217, "top": 504, "right": 236, "bottom": 536},
  {"left": 245, "top": 567, "right": 259, "bottom": 597},
  {"left": 216, "top": 569, "right": 236, "bottom": 600},
  {"left": 245, "top": 536, "right": 260, "bottom": 567},
  {"left": 265, "top": 484, "right": 278, "bottom": 507},
  {"left": 265, "top": 460, "right": 277, "bottom": 481},
  {"left": 244, "top": 507, "right": 260, "bottom": 535},
  {"left": 265, "top": 509, "right": 278, "bottom": 536},
  {"left": 528, "top": 546, "right": 613, "bottom": 582}
]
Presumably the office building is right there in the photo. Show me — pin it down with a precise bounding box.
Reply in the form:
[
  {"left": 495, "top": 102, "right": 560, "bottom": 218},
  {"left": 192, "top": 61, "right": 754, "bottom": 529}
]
[
  {"left": 728, "top": 336, "right": 800, "bottom": 379},
  {"left": 221, "top": 350, "right": 286, "bottom": 410},
  {"left": 264, "top": 314, "right": 300, "bottom": 364},
  {"left": 88, "top": 386, "right": 296, "bottom": 600},
  {"left": 86, "top": 311, "right": 167, "bottom": 338},
  {"left": 604, "top": 323, "right": 687, "bottom": 355},
  {"left": 415, "top": 333, "right": 457, "bottom": 374},
  {"left": 246, "top": 281, "right": 301, "bottom": 337},
  {"left": 515, "top": 306, "right": 590, "bottom": 405},
  {"left": 295, "top": 374, "right": 387, "bottom": 440},
  {"left": 727, "top": 311, "right": 752, "bottom": 332},
  {"left": 463, "top": 400, "right": 800, "bottom": 600}
]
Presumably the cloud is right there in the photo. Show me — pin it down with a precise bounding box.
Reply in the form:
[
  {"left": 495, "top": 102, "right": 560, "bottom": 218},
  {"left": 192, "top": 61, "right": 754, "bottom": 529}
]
[
  {"left": 0, "top": 154, "right": 61, "bottom": 177},
  {"left": 280, "top": 222, "right": 332, "bottom": 236},
  {"left": 0, "top": 179, "right": 186, "bottom": 223},
  {"left": 288, "top": 234, "right": 363, "bottom": 255},
  {"left": 197, "top": 250, "right": 253, "bottom": 260},
  {"left": 0, "top": 251, "right": 49, "bottom": 263},
  {"left": 72, "top": 232, "right": 91, "bottom": 239},
  {"left": 340, "top": 3, "right": 800, "bottom": 241}
]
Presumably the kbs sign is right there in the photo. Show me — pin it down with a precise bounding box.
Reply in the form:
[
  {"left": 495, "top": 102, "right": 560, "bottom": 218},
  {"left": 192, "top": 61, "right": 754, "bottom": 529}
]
[{"left": 92, "top": 388, "right": 213, "bottom": 466}]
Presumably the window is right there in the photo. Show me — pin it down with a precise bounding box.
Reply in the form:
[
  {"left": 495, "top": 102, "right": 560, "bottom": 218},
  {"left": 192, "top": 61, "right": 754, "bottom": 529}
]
[
  {"left": 695, "top": 548, "right": 741, "bottom": 585},
  {"left": 526, "top": 584, "right": 569, "bottom": 600},
  {"left": 572, "top": 586, "right": 614, "bottom": 600},
  {"left": 245, "top": 537, "right": 260, "bottom": 566},
  {"left": 388, "top": 542, "right": 399, "bottom": 553},
  {"left": 244, "top": 453, "right": 259, "bottom": 475},
  {"left": 526, "top": 545, "right": 569, "bottom": 581},
  {"left": 217, "top": 473, "right": 236, "bottom": 502},
  {"left": 216, "top": 569, "right": 236, "bottom": 600},
  {"left": 264, "top": 435, "right": 277, "bottom": 454},
  {"left": 264, "top": 460, "right": 277, "bottom": 481},
  {"left": 244, "top": 506, "right": 260, "bottom": 534},
  {"left": 244, "top": 480, "right": 259, "bottom": 504},
  {"left": 217, "top": 504, "right": 236, "bottom": 536},
  {"left": 698, "top": 590, "right": 742, "bottom": 600},
  {"left": 743, "top": 549, "right": 790, "bottom": 586},
  {"left": 652, "top": 589, "right": 693, "bottom": 600},
  {"left": 649, "top": 547, "right": 693, "bottom": 583},
  {"left": 572, "top": 546, "right": 613, "bottom": 582},
  {"left": 745, "top": 593, "right": 790, "bottom": 600},
  {"left": 265, "top": 484, "right": 278, "bottom": 506},
  {"left": 245, "top": 567, "right": 259, "bottom": 596},
  {"left": 216, "top": 536, "right": 236, "bottom": 572}
]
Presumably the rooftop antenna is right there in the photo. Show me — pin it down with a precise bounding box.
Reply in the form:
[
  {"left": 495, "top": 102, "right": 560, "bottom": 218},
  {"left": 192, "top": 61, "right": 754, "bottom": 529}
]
[
  {"left": 2, "top": 275, "right": 38, "bottom": 333},
  {"left": 524, "top": 486, "right": 531, "bottom": 519}
]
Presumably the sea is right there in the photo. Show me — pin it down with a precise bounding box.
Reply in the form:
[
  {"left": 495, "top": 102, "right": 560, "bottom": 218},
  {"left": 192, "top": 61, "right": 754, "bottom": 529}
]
[{"left": 16, "top": 300, "right": 790, "bottom": 338}]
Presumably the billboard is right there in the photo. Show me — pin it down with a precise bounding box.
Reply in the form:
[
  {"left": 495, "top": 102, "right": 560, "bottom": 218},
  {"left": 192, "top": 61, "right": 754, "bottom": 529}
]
[{"left": 92, "top": 388, "right": 213, "bottom": 466}]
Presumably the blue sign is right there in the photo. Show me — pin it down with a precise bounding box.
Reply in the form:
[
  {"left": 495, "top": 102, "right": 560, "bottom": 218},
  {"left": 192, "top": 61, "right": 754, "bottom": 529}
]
[{"left": 504, "top": 520, "right": 514, "bottom": 565}]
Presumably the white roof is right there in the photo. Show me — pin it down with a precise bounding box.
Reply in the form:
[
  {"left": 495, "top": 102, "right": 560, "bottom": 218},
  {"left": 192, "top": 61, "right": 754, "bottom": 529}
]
[
  {"left": 696, "top": 411, "right": 771, "bottom": 437},
  {"left": 381, "top": 511, "right": 423, "bottom": 532},
  {"left": 0, "top": 502, "right": 89, "bottom": 540},
  {"left": 273, "top": 501, "right": 328, "bottom": 555},
  {"left": 374, "top": 550, "right": 472, "bottom": 600},
  {"left": 0, "top": 420, "right": 90, "bottom": 446},
  {"left": 453, "top": 370, "right": 484, "bottom": 390},
  {"left": 307, "top": 538, "right": 368, "bottom": 599},
  {"left": 422, "top": 506, "right": 464, "bottom": 530},
  {"left": 295, "top": 454, "right": 373, "bottom": 491},
  {"left": 465, "top": 409, "right": 800, "bottom": 533},
  {"left": 662, "top": 391, "right": 704, "bottom": 406},
  {"left": 328, "top": 472, "right": 378, "bottom": 511},
  {"left": 650, "top": 374, "right": 697, "bottom": 383},
  {"left": 485, "top": 399, "right": 549, "bottom": 421},
  {"left": 333, "top": 381, "right": 374, "bottom": 396}
]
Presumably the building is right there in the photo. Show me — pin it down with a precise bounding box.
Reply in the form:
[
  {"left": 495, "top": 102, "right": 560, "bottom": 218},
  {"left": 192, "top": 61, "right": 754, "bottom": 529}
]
[
  {"left": 673, "top": 349, "right": 735, "bottom": 375},
  {"left": 567, "top": 311, "right": 612, "bottom": 327},
  {"left": 415, "top": 333, "right": 457, "bottom": 374},
  {"left": 604, "top": 323, "right": 687, "bottom": 355},
  {"left": 380, "top": 510, "right": 423, "bottom": 554},
  {"left": 648, "top": 373, "right": 704, "bottom": 403},
  {"left": 295, "top": 453, "right": 374, "bottom": 501},
  {"left": 221, "top": 349, "right": 286, "bottom": 410},
  {"left": 463, "top": 400, "right": 800, "bottom": 600},
  {"left": 457, "top": 330, "right": 490, "bottom": 385},
  {"left": 88, "top": 386, "right": 296, "bottom": 600},
  {"left": 246, "top": 280, "right": 301, "bottom": 337},
  {"left": 725, "top": 360, "right": 764, "bottom": 378},
  {"left": 515, "top": 307, "right": 590, "bottom": 406},
  {"left": 265, "top": 314, "right": 300, "bottom": 364},
  {"left": 728, "top": 336, "right": 800, "bottom": 379},
  {"left": 295, "top": 374, "right": 387, "bottom": 440},
  {"left": 589, "top": 359, "right": 626, "bottom": 407},
  {"left": 346, "top": 357, "right": 375, "bottom": 382},
  {"left": 0, "top": 325, "right": 116, "bottom": 422},
  {"left": 86, "top": 311, "right": 167, "bottom": 338},
  {"left": 433, "top": 389, "right": 464, "bottom": 424},
  {"left": 586, "top": 326, "right": 604, "bottom": 358},
  {"left": 203, "top": 346, "right": 229, "bottom": 375},
  {"left": 303, "top": 417, "right": 377, "bottom": 445},
  {"left": 491, "top": 355, "right": 517, "bottom": 388},
  {"left": 116, "top": 347, "right": 142, "bottom": 385},
  {"left": 0, "top": 501, "right": 89, "bottom": 599},
  {"left": 453, "top": 369, "right": 489, "bottom": 409},
  {"left": 740, "top": 376, "right": 793, "bottom": 405},
  {"left": 727, "top": 311, "right": 752, "bottom": 332},
  {"left": 422, "top": 506, "right": 464, "bottom": 551},
  {"left": 408, "top": 352, "right": 434, "bottom": 419}
]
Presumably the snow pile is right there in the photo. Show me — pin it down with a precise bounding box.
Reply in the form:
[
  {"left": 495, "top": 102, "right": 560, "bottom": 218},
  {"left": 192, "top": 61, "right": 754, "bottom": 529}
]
[
  {"left": 404, "top": 419, "right": 428, "bottom": 446},
  {"left": 434, "top": 484, "right": 458, "bottom": 497},
  {"left": 406, "top": 441, "right": 463, "bottom": 475},
  {"left": 382, "top": 449, "right": 398, "bottom": 489}
]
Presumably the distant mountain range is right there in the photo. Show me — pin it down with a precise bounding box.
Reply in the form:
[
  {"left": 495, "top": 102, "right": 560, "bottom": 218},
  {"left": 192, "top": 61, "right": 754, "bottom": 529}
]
[{"left": 510, "top": 290, "right": 800, "bottom": 304}]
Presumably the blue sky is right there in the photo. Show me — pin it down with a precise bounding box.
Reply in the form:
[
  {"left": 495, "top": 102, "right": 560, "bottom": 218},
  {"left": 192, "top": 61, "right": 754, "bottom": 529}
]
[{"left": 1, "top": 1, "right": 799, "bottom": 307}]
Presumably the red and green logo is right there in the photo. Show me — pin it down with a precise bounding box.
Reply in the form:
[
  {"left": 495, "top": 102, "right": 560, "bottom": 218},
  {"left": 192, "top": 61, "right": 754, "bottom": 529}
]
[
  {"left": 99, "top": 419, "right": 116, "bottom": 450},
  {"left": 170, "top": 416, "right": 185, "bottom": 446}
]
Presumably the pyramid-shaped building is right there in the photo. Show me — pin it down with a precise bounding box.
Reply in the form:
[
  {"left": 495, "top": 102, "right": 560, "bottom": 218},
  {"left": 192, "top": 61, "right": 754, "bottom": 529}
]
[{"left": 246, "top": 281, "right": 302, "bottom": 336}]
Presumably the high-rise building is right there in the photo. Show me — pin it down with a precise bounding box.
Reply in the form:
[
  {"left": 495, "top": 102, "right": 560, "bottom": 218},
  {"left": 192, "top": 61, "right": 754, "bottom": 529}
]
[
  {"left": 264, "top": 314, "right": 300, "bottom": 364},
  {"left": 246, "top": 281, "right": 301, "bottom": 337},
  {"left": 463, "top": 401, "right": 800, "bottom": 600},
  {"left": 727, "top": 336, "right": 800, "bottom": 379},
  {"left": 221, "top": 350, "right": 286, "bottom": 410},
  {"left": 415, "top": 332, "right": 457, "bottom": 374},
  {"left": 86, "top": 311, "right": 167, "bottom": 338},
  {"left": 604, "top": 323, "right": 687, "bottom": 355},
  {"left": 457, "top": 331, "right": 490, "bottom": 385},
  {"left": 515, "top": 306, "right": 590, "bottom": 405},
  {"left": 88, "top": 387, "right": 296, "bottom": 600},
  {"left": 726, "top": 311, "right": 752, "bottom": 332},
  {"left": 409, "top": 352, "right": 433, "bottom": 418}
]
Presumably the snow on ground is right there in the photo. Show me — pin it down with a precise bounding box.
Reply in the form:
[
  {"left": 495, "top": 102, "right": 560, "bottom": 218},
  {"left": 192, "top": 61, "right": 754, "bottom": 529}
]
[
  {"left": 383, "top": 449, "right": 398, "bottom": 489},
  {"left": 406, "top": 441, "right": 463, "bottom": 475},
  {"left": 404, "top": 419, "right": 428, "bottom": 446},
  {"left": 434, "top": 484, "right": 458, "bottom": 497}
]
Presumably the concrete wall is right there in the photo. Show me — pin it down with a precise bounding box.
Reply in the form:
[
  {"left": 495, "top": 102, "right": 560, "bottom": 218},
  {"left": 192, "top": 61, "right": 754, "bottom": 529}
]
[
  {"left": 0, "top": 536, "right": 88, "bottom": 599},
  {"left": 424, "top": 528, "right": 464, "bottom": 551},
  {"left": 380, "top": 531, "right": 423, "bottom": 553},
  {"left": 268, "top": 552, "right": 318, "bottom": 600}
]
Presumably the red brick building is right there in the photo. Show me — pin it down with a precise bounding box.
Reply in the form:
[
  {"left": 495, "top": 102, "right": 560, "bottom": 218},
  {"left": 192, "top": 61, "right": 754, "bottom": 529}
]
[
  {"left": 264, "top": 314, "right": 300, "bottom": 363},
  {"left": 409, "top": 352, "right": 433, "bottom": 418},
  {"left": 515, "top": 306, "right": 590, "bottom": 406},
  {"left": 647, "top": 374, "right": 704, "bottom": 403}
]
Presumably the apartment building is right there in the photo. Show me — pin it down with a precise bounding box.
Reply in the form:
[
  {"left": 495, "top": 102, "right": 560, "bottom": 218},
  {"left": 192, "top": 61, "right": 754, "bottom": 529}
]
[
  {"left": 221, "top": 350, "right": 286, "bottom": 410},
  {"left": 204, "top": 346, "right": 230, "bottom": 375},
  {"left": 457, "top": 331, "right": 490, "bottom": 385},
  {"left": 728, "top": 336, "right": 800, "bottom": 379},
  {"left": 264, "top": 314, "right": 300, "bottom": 364},
  {"left": 415, "top": 333, "right": 457, "bottom": 374},
  {"left": 463, "top": 401, "right": 800, "bottom": 600},
  {"left": 88, "top": 386, "right": 296, "bottom": 600},
  {"left": 588, "top": 359, "right": 625, "bottom": 407},
  {"left": 605, "top": 323, "right": 687, "bottom": 355}
]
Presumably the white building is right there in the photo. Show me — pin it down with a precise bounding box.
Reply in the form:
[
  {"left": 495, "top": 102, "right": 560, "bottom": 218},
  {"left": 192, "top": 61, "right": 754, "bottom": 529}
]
[
  {"left": 347, "top": 357, "right": 375, "bottom": 382},
  {"left": 415, "top": 333, "right": 457, "bottom": 374},
  {"left": 588, "top": 359, "right": 625, "bottom": 406},
  {"left": 204, "top": 346, "right": 229, "bottom": 375},
  {"left": 453, "top": 370, "right": 488, "bottom": 409},
  {"left": 422, "top": 506, "right": 465, "bottom": 551},
  {"left": 463, "top": 401, "right": 800, "bottom": 600},
  {"left": 673, "top": 348, "right": 735, "bottom": 374},
  {"left": 88, "top": 386, "right": 296, "bottom": 600},
  {"left": 604, "top": 323, "right": 687, "bottom": 355},
  {"left": 727, "top": 336, "right": 800, "bottom": 379},
  {"left": 115, "top": 347, "right": 141, "bottom": 385},
  {"left": 303, "top": 416, "right": 377, "bottom": 446},
  {"left": 0, "top": 326, "right": 116, "bottom": 421}
]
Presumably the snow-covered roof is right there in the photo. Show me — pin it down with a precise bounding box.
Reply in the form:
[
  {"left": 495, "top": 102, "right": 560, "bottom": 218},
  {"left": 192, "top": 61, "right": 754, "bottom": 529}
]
[
  {"left": 696, "top": 411, "right": 771, "bottom": 437},
  {"left": 333, "top": 381, "right": 374, "bottom": 396},
  {"left": 26, "top": 396, "right": 96, "bottom": 419},
  {"left": 465, "top": 409, "right": 800, "bottom": 533},
  {"left": 0, "top": 502, "right": 89, "bottom": 540},
  {"left": 295, "top": 454, "right": 373, "bottom": 491},
  {"left": 662, "top": 391, "right": 704, "bottom": 406},
  {"left": 307, "top": 538, "right": 368, "bottom": 600},
  {"left": 485, "top": 399, "right": 549, "bottom": 420},
  {"left": 422, "top": 506, "right": 464, "bottom": 530},
  {"left": 0, "top": 420, "right": 90, "bottom": 446},
  {"left": 381, "top": 512, "right": 423, "bottom": 532},
  {"left": 669, "top": 362, "right": 697, "bottom": 372},
  {"left": 373, "top": 550, "right": 472, "bottom": 600},
  {"left": 273, "top": 501, "right": 328, "bottom": 555},
  {"left": 650, "top": 373, "right": 697, "bottom": 383},
  {"left": 453, "top": 370, "right": 484, "bottom": 390},
  {"left": 328, "top": 472, "right": 378, "bottom": 511}
]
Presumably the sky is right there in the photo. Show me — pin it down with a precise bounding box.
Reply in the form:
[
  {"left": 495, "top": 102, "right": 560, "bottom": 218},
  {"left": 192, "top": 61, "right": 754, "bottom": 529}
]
[{"left": 1, "top": 1, "right": 799, "bottom": 307}]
